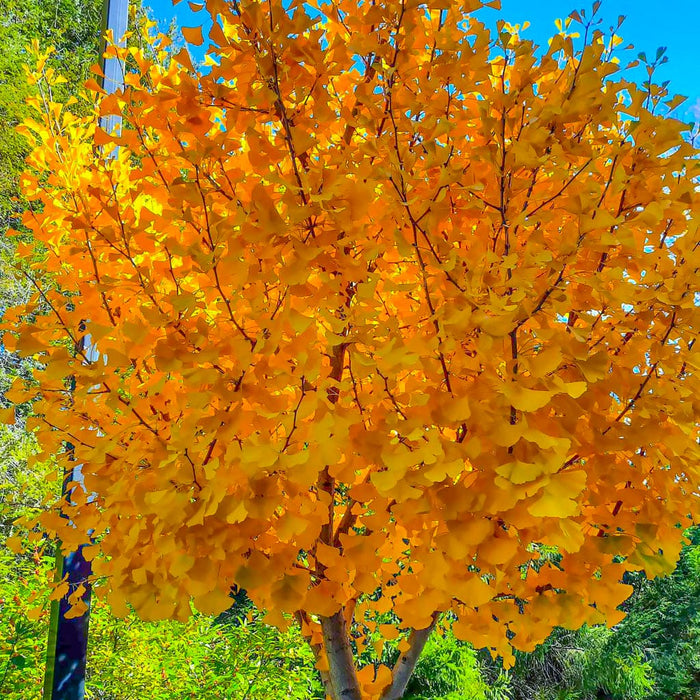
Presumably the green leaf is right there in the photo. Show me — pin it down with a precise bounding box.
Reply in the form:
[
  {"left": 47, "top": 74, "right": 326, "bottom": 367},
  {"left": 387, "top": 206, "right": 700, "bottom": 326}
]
[{"left": 10, "top": 654, "right": 27, "bottom": 669}]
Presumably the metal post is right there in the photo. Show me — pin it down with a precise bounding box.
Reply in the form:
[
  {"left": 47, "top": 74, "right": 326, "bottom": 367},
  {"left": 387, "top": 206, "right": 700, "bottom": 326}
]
[{"left": 43, "top": 2, "right": 129, "bottom": 698}]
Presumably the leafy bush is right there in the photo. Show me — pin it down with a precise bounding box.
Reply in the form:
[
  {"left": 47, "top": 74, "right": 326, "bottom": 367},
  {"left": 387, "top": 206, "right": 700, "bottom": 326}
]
[
  {"left": 404, "top": 630, "right": 490, "bottom": 700},
  {"left": 0, "top": 549, "right": 323, "bottom": 700},
  {"left": 601, "top": 527, "right": 700, "bottom": 699},
  {"left": 85, "top": 603, "right": 323, "bottom": 700},
  {"left": 477, "top": 624, "right": 654, "bottom": 700},
  {"left": 0, "top": 553, "right": 51, "bottom": 700}
]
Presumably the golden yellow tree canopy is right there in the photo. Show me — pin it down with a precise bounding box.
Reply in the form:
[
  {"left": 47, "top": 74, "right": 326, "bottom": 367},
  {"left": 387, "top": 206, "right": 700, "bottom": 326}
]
[{"left": 6, "top": 0, "right": 700, "bottom": 682}]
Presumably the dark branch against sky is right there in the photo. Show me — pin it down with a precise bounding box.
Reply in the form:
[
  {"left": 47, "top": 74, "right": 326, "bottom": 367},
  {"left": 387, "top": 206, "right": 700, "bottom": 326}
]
[{"left": 145, "top": 0, "right": 700, "bottom": 124}]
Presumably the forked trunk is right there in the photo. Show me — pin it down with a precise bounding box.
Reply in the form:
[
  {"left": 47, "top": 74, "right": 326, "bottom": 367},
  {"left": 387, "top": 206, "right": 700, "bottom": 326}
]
[{"left": 320, "top": 609, "right": 439, "bottom": 700}]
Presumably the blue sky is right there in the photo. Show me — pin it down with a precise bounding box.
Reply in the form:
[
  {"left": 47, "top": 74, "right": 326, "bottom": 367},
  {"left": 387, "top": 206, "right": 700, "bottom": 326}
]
[{"left": 145, "top": 0, "right": 700, "bottom": 123}]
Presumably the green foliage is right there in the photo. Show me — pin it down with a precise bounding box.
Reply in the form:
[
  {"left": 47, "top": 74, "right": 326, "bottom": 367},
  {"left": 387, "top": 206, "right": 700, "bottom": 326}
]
[
  {"left": 600, "top": 528, "right": 700, "bottom": 699},
  {"left": 0, "top": 0, "right": 103, "bottom": 225},
  {"left": 478, "top": 624, "right": 654, "bottom": 700},
  {"left": 404, "top": 630, "right": 490, "bottom": 700},
  {"left": 563, "top": 626, "right": 653, "bottom": 700},
  {"left": 0, "top": 541, "right": 53, "bottom": 699},
  {"left": 1, "top": 535, "right": 323, "bottom": 700},
  {"left": 85, "top": 603, "right": 323, "bottom": 700}
]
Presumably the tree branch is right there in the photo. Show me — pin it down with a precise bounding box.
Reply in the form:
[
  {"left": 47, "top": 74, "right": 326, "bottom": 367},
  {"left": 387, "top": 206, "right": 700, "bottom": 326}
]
[
  {"left": 320, "top": 610, "right": 362, "bottom": 700},
  {"left": 381, "top": 612, "right": 439, "bottom": 700}
]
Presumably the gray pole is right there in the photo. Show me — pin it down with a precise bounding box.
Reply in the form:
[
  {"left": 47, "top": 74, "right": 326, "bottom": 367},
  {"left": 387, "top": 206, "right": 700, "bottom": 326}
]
[{"left": 42, "top": 2, "right": 129, "bottom": 698}]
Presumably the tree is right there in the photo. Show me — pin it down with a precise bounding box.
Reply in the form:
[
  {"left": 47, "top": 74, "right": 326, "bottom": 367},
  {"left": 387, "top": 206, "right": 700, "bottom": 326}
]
[
  {"left": 0, "top": 3, "right": 180, "bottom": 697},
  {"left": 0, "top": 0, "right": 104, "bottom": 228},
  {"left": 0, "top": 0, "right": 173, "bottom": 228},
  {"left": 0, "top": 0, "right": 106, "bottom": 402},
  {"left": 0, "top": 7, "right": 107, "bottom": 679},
  {"left": 4, "top": 1, "right": 700, "bottom": 698}
]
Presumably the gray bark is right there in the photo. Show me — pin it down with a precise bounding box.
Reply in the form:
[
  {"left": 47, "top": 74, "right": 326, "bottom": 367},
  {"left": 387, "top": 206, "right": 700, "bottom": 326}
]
[
  {"left": 320, "top": 610, "right": 362, "bottom": 700},
  {"left": 381, "top": 613, "right": 439, "bottom": 700}
]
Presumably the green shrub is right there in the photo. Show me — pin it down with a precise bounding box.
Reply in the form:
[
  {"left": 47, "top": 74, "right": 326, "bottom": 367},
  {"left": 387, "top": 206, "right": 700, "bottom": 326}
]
[
  {"left": 405, "top": 630, "right": 491, "bottom": 700},
  {"left": 85, "top": 604, "right": 323, "bottom": 700}
]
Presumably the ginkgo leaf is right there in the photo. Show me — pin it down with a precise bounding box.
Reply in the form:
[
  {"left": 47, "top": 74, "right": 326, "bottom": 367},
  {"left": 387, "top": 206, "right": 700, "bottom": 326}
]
[
  {"left": 172, "top": 47, "right": 194, "bottom": 71},
  {"left": 194, "top": 588, "right": 233, "bottom": 616},
  {"left": 528, "top": 471, "right": 587, "bottom": 518},
  {"left": 528, "top": 346, "right": 563, "bottom": 377},
  {"left": 502, "top": 384, "right": 553, "bottom": 412},
  {"left": 552, "top": 377, "right": 588, "bottom": 398},
  {"left": 170, "top": 553, "right": 195, "bottom": 577},
  {"left": 64, "top": 600, "right": 89, "bottom": 619},
  {"left": 271, "top": 574, "right": 308, "bottom": 609},
  {"left": 305, "top": 583, "right": 343, "bottom": 617},
  {"left": 479, "top": 536, "right": 519, "bottom": 566},
  {"left": 491, "top": 421, "right": 525, "bottom": 447},
  {"left": 496, "top": 460, "right": 545, "bottom": 484},
  {"left": 578, "top": 351, "right": 611, "bottom": 382},
  {"left": 450, "top": 575, "right": 494, "bottom": 608},
  {"left": 5, "top": 536, "right": 23, "bottom": 553}
]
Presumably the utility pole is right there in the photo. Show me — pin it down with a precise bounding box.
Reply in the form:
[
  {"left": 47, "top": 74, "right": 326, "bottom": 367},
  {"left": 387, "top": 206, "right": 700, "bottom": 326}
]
[{"left": 43, "top": 2, "right": 129, "bottom": 698}]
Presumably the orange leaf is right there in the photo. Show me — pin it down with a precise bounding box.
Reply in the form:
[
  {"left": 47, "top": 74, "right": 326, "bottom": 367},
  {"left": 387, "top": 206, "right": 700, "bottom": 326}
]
[{"left": 181, "top": 25, "right": 204, "bottom": 46}]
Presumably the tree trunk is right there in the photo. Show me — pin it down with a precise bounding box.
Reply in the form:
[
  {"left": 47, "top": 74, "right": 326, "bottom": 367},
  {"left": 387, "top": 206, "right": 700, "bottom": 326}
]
[
  {"left": 321, "top": 610, "right": 362, "bottom": 700},
  {"left": 381, "top": 613, "right": 439, "bottom": 700}
]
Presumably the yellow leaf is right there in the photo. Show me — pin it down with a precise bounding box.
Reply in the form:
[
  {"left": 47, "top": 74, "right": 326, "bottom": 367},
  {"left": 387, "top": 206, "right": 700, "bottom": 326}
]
[
  {"left": 479, "top": 536, "right": 518, "bottom": 566},
  {"left": 170, "top": 553, "right": 195, "bottom": 577},
  {"left": 528, "top": 346, "right": 562, "bottom": 377},
  {"left": 218, "top": 496, "right": 248, "bottom": 524},
  {"left": 363, "top": 664, "right": 393, "bottom": 696},
  {"left": 558, "top": 519, "right": 584, "bottom": 552},
  {"left": 315, "top": 542, "right": 342, "bottom": 568},
  {"left": 552, "top": 377, "right": 587, "bottom": 398},
  {"left": 27, "top": 606, "right": 44, "bottom": 621},
  {"left": 64, "top": 599, "right": 88, "bottom": 619},
  {"left": 496, "top": 460, "right": 545, "bottom": 484},
  {"left": 502, "top": 384, "right": 553, "bottom": 412},
  {"left": 194, "top": 588, "right": 233, "bottom": 616},
  {"left": 17, "top": 329, "right": 47, "bottom": 355},
  {"left": 315, "top": 653, "right": 330, "bottom": 673},
  {"left": 271, "top": 574, "right": 307, "bottom": 610},
  {"left": 173, "top": 48, "right": 194, "bottom": 72},
  {"left": 5, "top": 536, "right": 23, "bottom": 554},
  {"left": 305, "top": 583, "right": 342, "bottom": 617},
  {"left": 491, "top": 421, "right": 525, "bottom": 447},
  {"left": 181, "top": 25, "right": 204, "bottom": 46},
  {"left": 521, "top": 429, "right": 571, "bottom": 452},
  {"left": 578, "top": 351, "right": 610, "bottom": 382},
  {"left": 139, "top": 595, "right": 177, "bottom": 620},
  {"left": 288, "top": 309, "right": 314, "bottom": 333},
  {"left": 450, "top": 575, "right": 494, "bottom": 608},
  {"left": 379, "top": 623, "right": 400, "bottom": 640},
  {"left": 528, "top": 471, "right": 587, "bottom": 518},
  {"left": 439, "top": 395, "right": 472, "bottom": 423},
  {"left": 397, "top": 637, "right": 411, "bottom": 653}
]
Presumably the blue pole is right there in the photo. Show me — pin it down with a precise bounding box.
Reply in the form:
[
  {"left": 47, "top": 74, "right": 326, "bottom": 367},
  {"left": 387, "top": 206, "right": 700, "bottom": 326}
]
[{"left": 43, "top": 2, "right": 129, "bottom": 698}]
